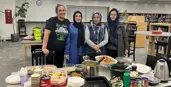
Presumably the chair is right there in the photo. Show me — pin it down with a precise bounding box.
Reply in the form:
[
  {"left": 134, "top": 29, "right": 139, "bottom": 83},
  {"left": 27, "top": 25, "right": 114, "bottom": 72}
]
[
  {"left": 126, "top": 24, "right": 137, "bottom": 61},
  {"left": 128, "top": 36, "right": 136, "bottom": 61},
  {"left": 18, "top": 19, "right": 27, "bottom": 37},
  {"left": 79, "top": 52, "right": 102, "bottom": 63},
  {"left": 31, "top": 45, "right": 42, "bottom": 65},
  {"left": 155, "top": 41, "right": 168, "bottom": 55},
  {"left": 32, "top": 51, "right": 55, "bottom": 65},
  {"left": 31, "top": 27, "right": 44, "bottom": 65},
  {"left": 156, "top": 36, "right": 171, "bottom": 61}
]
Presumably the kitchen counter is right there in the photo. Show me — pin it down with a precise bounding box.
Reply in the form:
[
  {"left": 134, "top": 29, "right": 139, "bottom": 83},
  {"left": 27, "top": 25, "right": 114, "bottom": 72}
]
[{"left": 7, "top": 66, "right": 171, "bottom": 87}]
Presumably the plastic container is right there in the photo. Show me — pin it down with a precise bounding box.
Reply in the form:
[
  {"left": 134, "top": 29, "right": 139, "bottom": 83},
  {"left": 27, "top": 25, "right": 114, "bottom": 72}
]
[{"left": 50, "top": 70, "right": 68, "bottom": 87}]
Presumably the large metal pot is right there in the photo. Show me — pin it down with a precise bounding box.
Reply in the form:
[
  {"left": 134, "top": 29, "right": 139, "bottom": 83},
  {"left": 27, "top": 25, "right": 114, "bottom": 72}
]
[{"left": 82, "top": 60, "right": 99, "bottom": 77}]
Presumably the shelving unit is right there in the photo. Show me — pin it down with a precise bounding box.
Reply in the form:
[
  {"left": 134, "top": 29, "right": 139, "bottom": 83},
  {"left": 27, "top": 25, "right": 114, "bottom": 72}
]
[
  {"left": 124, "top": 16, "right": 147, "bottom": 48},
  {"left": 120, "top": 12, "right": 171, "bottom": 23},
  {"left": 148, "top": 23, "right": 171, "bottom": 54}
]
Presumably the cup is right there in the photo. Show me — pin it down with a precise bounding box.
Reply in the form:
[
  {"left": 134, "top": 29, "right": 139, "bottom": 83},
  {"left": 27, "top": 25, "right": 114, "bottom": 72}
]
[
  {"left": 31, "top": 73, "right": 40, "bottom": 87},
  {"left": 20, "top": 75, "right": 28, "bottom": 86}
]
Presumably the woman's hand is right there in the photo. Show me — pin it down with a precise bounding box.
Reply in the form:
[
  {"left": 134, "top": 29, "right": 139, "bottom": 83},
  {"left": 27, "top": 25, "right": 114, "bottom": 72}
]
[
  {"left": 96, "top": 49, "right": 101, "bottom": 53},
  {"left": 125, "top": 49, "right": 128, "bottom": 57},
  {"left": 42, "top": 48, "right": 49, "bottom": 56},
  {"left": 65, "top": 54, "right": 69, "bottom": 60},
  {"left": 93, "top": 45, "right": 100, "bottom": 51}
]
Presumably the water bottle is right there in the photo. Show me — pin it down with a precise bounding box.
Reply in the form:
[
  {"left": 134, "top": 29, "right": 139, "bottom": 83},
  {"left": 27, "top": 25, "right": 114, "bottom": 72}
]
[{"left": 123, "top": 70, "right": 130, "bottom": 87}]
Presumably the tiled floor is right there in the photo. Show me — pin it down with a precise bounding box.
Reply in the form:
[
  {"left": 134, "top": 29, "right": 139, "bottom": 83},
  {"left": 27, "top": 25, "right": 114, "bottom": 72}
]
[{"left": 0, "top": 41, "right": 148, "bottom": 87}]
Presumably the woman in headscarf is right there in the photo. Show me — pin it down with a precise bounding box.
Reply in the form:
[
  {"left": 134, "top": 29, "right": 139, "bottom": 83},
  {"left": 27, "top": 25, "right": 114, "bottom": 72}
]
[
  {"left": 64, "top": 11, "right": 86, "bottom": 64},
  {"left": 106, "top": 8, "right": 129, "bottom": 58},
  {"left": 85, "top": 11, "right": 108, "bottom": 54}
]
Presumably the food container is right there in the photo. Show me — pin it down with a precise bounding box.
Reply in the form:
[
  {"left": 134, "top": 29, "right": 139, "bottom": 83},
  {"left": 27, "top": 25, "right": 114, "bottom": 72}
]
[
  {"left": 130, "top": 79, "right": 136, "bottom": 87},
  {"left": 68, "top": 77, "right": 85, "bottom": 87},
  {"left": 40, "top": 74, "right": 51, "bottom": 87},
  {"left": 31, "top": 73, "right": 40, "bottom": 87},
  {"left": 82, "top": 60, "right": 99, "bottom": 77},
  {"left": 74, "top": 64, "right": 86, "bottom": 72},
  {"left": 70, "top": 71, "right": 84, "bottom": 77},
  {"left": 50, "top": 70, "right": 68, "bottom": 87}
]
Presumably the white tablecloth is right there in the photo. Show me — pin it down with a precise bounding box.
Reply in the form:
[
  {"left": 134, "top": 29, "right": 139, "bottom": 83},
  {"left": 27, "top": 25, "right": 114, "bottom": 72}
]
[{"left": 7, "top": 67, "right": 171, "bottom": 87}]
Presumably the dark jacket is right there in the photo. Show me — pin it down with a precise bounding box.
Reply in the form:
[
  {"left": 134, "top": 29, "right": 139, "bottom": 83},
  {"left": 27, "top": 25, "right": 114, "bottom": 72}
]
[{"left": 107, "top": 22, "right": 129, "bottom": 57}]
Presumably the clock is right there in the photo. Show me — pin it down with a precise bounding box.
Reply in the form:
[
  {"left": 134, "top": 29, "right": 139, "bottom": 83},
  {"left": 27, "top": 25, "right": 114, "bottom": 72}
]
[{"left": 36, "top": 0, "right": 42, "bottom": 6}]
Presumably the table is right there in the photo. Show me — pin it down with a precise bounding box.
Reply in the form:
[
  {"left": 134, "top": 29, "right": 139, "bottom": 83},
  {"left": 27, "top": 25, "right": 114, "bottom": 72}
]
[
  {"left": 6, "top": 66, "right": 171, "bottom": 87},
  {"left": 135, "top": 31, "right": 171, "bottom": 55},
  {"left": 21, "top": 40, "right": 42, "bottom": 65}
]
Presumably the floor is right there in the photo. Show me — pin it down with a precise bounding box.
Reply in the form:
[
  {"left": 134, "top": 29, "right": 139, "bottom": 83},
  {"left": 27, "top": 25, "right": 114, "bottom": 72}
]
[{"left": 0, "top": 41, "right": 148, "bottom": 87}]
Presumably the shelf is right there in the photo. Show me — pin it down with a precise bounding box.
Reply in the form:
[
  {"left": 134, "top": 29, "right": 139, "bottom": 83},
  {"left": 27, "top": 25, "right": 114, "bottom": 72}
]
[{"left": 150, "top": 23, "right": 171, "bottom": 27}]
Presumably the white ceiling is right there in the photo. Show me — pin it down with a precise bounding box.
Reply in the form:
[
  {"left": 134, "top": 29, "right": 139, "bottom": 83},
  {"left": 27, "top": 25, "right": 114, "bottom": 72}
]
[{"left": 82, "top": 0, "right": 171, "bottom": 4}]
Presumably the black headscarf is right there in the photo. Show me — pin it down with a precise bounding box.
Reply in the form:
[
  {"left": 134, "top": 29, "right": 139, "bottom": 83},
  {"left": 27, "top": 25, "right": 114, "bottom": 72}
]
[
  {"left": 107, "top": 8, "right": 120, "bottom": 45},
  {"left": 73, "top": 11, "right": 85, "bottom": 48}
]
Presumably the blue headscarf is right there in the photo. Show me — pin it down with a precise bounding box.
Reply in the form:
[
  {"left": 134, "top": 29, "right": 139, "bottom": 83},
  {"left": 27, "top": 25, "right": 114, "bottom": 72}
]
[{"left": 107, "top": 8, "right": 120, "bottom": 45}]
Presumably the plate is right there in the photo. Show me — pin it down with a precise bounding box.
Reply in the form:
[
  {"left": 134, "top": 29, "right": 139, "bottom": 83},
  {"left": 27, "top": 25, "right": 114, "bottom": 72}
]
[
  {"left": 128, "top": 63, "right": 151, "bottom": 74},
  {"left": 5, "top": 74, "right": 20, "bottom": 85},
  {"left": 95, "top": 55, "right": 117, "bottom": 65}
]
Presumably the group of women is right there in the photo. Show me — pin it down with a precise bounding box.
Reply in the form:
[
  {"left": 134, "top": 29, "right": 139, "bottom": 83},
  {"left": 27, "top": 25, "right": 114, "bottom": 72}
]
[{"left": 42, "top": 4, "right": 129, "bottom": 68}]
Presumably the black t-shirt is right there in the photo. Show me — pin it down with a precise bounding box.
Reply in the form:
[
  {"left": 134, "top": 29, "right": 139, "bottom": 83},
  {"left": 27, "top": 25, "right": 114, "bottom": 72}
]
[{"left": 45, "top": 17, "right": 70, "bottom": 51}]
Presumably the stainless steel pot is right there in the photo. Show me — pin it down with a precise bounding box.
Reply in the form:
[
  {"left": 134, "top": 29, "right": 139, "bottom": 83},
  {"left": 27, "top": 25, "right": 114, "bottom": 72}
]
[{"left": 82, "top": 60, "right": 99, "bottom": 77}]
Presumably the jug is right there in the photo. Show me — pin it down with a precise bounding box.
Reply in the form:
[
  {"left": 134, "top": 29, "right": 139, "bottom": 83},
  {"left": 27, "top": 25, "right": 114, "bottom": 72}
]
[{"left": 154, "top": 59, "right": 169, "bottom": 83}]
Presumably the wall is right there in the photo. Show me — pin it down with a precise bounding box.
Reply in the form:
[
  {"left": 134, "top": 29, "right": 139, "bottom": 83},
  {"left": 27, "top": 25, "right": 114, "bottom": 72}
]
[
  {"left": 14, "top": 0, "right": 171, "bottom": 35},
  {"left": 0, "top": 0, "right": 16, "bottom": 40}
]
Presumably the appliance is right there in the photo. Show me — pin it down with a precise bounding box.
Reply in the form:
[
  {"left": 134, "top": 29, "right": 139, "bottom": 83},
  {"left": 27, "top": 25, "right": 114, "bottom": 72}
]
[{"left": 154, "top": 59, "right": 169, "bottom": 83}]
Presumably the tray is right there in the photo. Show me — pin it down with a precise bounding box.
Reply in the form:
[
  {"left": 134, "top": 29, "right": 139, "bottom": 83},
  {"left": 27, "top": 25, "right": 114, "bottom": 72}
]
[{"left": 83, "top": 76, "right": 112, "bottom": 87}]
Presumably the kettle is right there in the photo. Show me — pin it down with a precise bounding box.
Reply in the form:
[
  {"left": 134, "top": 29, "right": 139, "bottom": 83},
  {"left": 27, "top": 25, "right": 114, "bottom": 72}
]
[{"left": 154, "top": 59, "right": 169, "bottom": 83}]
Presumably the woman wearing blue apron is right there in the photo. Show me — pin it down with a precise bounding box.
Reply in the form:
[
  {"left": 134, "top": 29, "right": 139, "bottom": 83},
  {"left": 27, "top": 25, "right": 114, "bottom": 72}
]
[{"left": 65, "top": 11, "right": 86, "bottom": 64}]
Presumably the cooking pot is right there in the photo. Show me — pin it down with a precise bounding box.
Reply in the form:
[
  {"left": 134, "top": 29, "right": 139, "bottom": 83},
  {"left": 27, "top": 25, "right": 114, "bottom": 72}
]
[
  {"left": 82, "top": 57, "right": 105, "bottom": 77},
  {"left": 109, "top": 63, "right": 128, "bottom": 79}
]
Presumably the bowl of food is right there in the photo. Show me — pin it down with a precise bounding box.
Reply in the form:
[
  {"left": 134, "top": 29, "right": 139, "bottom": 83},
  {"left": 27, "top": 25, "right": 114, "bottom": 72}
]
[
  {"left": 70, "top": 71, "right": 84, "bottom": 77},
  {"left": 95, "top": 55, "right": 117, "bottom": 67},
  {"left": 74, "top": 64, "right": 86, "bottom": 72},
  {"left": 110, "top": 76, "right": 123, "bottom": 87}
]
